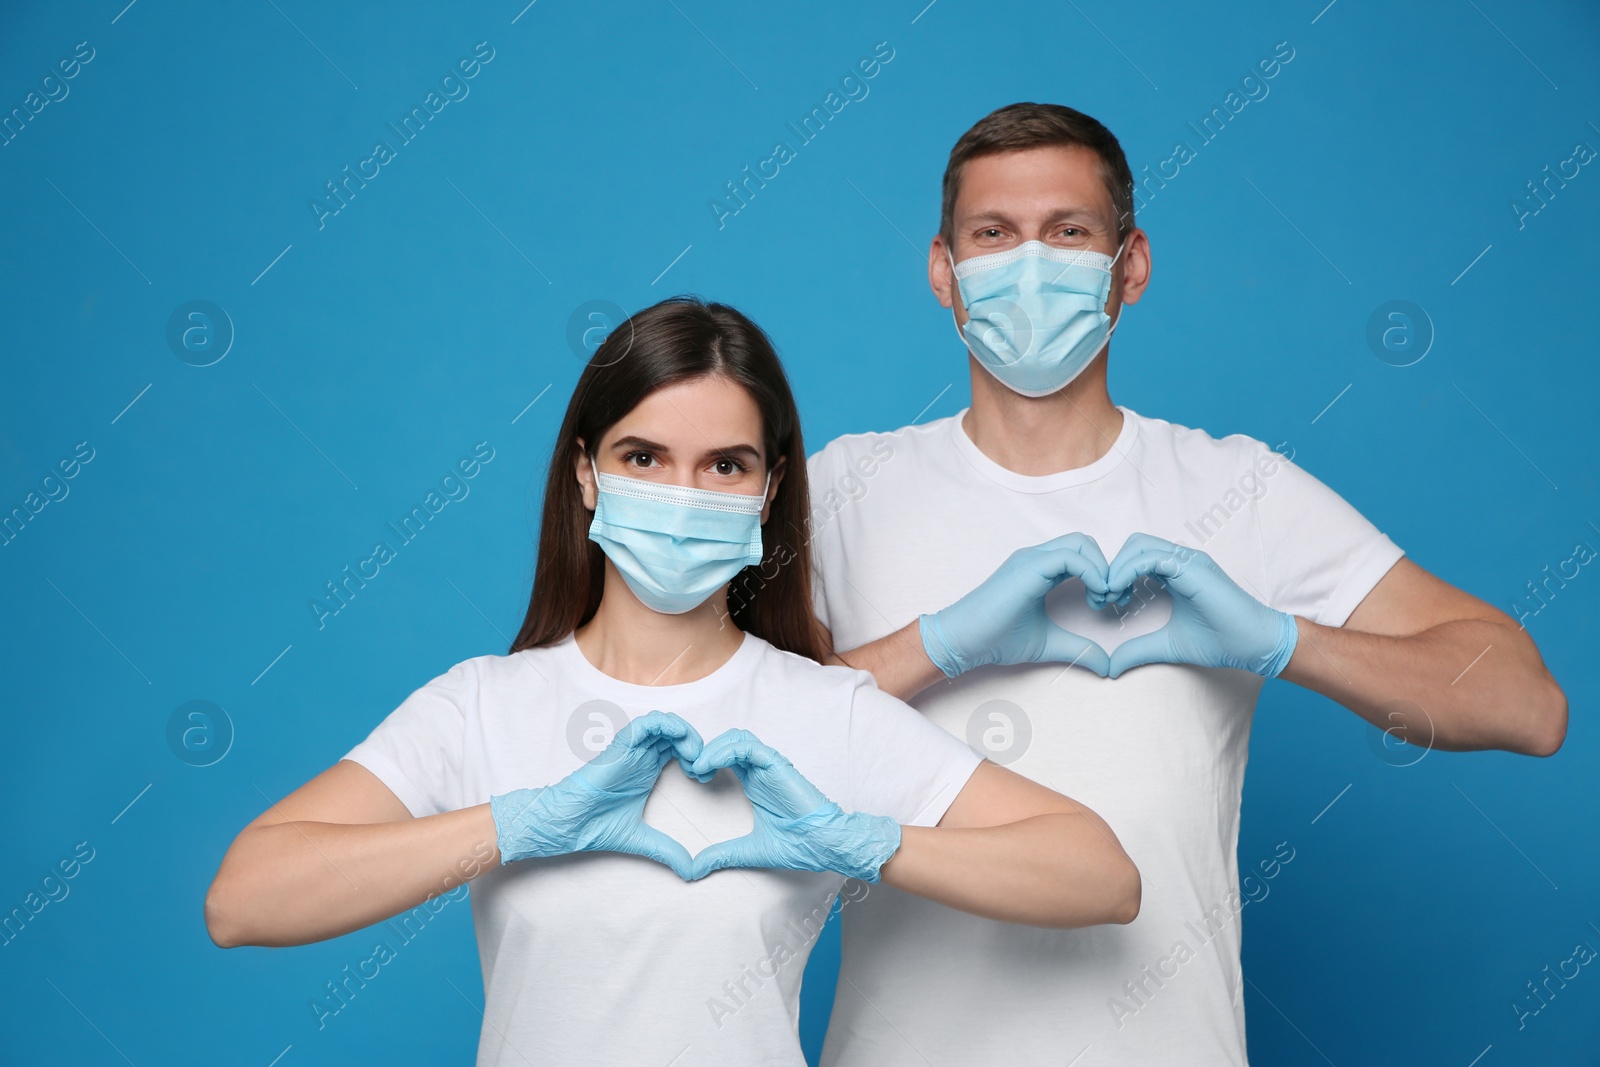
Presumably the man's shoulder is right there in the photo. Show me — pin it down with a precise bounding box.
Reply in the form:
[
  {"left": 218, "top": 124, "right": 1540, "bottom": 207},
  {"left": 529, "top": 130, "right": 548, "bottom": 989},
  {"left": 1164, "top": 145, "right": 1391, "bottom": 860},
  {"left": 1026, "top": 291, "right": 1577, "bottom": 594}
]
[
  {"left": 805, "top": 416, "right": 956, "bottom": 513},
  {"left": 807, "top": 414, "right": 956, "bottom": 472},
  {"left": 1125, "top": 407, "right": 1278, "bottom": 470}
]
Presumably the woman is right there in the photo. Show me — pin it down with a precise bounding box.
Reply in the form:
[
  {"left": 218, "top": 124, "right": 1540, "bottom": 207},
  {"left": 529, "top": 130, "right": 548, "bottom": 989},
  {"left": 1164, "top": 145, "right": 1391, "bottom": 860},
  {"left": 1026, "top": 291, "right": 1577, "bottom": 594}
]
[{"left": 204, "top": 296, "right": 1140, "bottom": 1065}]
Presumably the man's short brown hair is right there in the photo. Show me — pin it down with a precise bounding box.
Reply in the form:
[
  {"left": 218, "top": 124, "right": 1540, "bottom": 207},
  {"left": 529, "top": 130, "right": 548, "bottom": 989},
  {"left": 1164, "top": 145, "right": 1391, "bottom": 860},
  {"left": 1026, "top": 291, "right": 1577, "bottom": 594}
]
[{"left": 940, "top": 102, "right": 1135, "bottom": 250}]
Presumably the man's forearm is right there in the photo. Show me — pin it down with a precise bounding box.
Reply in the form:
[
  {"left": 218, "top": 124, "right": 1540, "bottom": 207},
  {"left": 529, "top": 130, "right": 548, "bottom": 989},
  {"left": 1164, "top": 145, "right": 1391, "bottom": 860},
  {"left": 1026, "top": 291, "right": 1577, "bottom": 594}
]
[
  {"left": 835, "top": 619, "right": 947, "bottom": 702},
  {"left": 1280, "top": 615, "right": 1566, "bottom": 756}
]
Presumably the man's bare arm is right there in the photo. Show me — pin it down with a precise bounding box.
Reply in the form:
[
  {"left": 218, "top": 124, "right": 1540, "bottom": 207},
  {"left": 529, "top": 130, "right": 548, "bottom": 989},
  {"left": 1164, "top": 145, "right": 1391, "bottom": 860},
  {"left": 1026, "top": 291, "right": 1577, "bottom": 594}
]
[
  {"left": 1279, "top": 558, "right": 1566, "bottom": 756},
  {"left": 828, "top": 620, "right": 946, "bottom": 702}
]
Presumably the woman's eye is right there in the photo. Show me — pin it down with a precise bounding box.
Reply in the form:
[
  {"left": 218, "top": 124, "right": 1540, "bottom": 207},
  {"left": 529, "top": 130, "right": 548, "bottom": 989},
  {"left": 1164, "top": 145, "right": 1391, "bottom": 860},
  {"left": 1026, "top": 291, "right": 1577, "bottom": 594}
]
[
  {"left": 625, "top": 451, "right": 656, "bottom": 469},
  {"left": 712, "top": 458, "right": 744, "bottom": 476}
]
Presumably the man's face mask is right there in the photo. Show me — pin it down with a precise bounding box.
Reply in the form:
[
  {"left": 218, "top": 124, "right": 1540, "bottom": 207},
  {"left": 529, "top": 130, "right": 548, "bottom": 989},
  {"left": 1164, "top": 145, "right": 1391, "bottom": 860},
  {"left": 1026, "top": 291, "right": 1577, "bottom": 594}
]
[
  {"left": 586, "top": 456, "right": 769, "bottom": 615},
  {"left": 947, "top": 238, "right": 1126, "bottom": 397}
]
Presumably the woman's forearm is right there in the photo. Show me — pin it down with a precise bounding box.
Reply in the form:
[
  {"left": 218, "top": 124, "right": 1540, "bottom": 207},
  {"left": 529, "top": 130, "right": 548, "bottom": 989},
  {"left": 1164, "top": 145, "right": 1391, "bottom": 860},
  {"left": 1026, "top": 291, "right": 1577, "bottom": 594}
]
[
  {"left": 880, "top": 811, "right": 1140, "bottom": 928},
  {"left": 205, "top": 805, "right": 501, "bottom": 949}
]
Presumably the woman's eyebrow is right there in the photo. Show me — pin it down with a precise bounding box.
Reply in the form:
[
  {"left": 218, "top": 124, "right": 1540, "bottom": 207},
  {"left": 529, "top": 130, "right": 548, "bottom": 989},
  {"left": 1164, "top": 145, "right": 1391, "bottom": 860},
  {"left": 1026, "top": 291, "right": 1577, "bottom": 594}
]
[
  {"left": 610, "top": 435, "right": 670, "bottom": 453},
  {"left": 609, "top": 437, "right": 762, "bottom": 464},
  {"left": 702, "top": 443, "right": 762, "bottom": 463}
]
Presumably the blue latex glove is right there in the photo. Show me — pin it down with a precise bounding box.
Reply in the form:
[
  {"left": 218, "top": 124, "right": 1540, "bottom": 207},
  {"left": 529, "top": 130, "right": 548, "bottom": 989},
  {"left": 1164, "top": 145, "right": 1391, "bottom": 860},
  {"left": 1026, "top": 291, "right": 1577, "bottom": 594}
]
[
  {"left": 489, "top": 710, "right": 704, "bottom": 879},
  {"left": 1101, "top": 533, "right": 1298, "bottom": 680},
  {"left": 684, "top": 729, "right": 902, "bottom": 883},
  {"left": 918, "top": 533, "right": 1113, "bottom": 678}
]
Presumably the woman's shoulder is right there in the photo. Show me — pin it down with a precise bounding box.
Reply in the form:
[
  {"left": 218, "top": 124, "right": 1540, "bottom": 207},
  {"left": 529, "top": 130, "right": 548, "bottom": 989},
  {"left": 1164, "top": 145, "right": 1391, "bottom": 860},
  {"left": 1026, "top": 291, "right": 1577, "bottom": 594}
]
[
  {"left": 416, "top": 645, "right": 561, "bottom": 698},
  {"left": 742, "top": 635, "right": 872, "bottom": 694}
]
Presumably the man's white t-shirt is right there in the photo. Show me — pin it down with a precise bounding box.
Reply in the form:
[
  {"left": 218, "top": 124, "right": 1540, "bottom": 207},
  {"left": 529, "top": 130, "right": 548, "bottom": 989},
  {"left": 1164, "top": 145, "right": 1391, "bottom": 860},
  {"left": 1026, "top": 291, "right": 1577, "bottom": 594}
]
[
  {"left": 807, "top": 406, "right": 1404, "bottom": 1067},
  {"left": 340, "top": 631, "right": 982, "bottom": 1066}
]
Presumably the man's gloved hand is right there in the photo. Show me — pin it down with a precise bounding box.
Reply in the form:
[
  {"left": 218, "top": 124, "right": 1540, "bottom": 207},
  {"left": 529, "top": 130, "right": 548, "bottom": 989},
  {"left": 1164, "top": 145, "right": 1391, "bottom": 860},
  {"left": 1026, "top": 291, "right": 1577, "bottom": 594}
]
[
  {"left": 684, "top": 729, "right": 902, "bottom": 883},
  {"left": 489, "top": 710, "right": 704, "bottom": 879},
  {"left": 1100, "top": 533, "right": 1298, "bottom": 680},
  {"left": 919, "top": 532, "right": 1113, "bottom": 678}
]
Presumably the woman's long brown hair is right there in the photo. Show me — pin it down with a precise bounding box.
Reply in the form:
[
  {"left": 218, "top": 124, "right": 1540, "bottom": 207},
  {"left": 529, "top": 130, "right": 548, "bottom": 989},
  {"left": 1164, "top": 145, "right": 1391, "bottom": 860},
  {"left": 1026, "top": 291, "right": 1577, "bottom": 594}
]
[{"left": 509, "top": 295, "right": 827, "bottom": 663}]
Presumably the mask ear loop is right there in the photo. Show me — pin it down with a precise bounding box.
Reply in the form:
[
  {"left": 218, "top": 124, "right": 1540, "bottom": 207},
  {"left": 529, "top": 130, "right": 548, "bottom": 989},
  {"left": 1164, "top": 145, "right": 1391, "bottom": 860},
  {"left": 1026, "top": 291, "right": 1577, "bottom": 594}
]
[
  {"left": 946, "top": 245, "right": 972, "bottom": 353},
  {"left": 587, "top": 453, "right": 604, "bottom": 514},
  {"left": 756, "top": 467, "right": 774, "bottom": 514},
  {"left": 1101, "top": 234, "right": 1129, "bottom": 346}
]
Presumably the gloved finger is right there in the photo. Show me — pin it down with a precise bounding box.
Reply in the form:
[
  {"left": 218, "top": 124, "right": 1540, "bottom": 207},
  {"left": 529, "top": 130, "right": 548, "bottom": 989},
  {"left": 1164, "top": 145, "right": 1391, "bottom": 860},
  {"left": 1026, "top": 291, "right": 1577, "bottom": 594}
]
[
  {"left": 687, "top": 834, "right": 765, "bottom": 879},
  {"left": 671, "top": 716, "right": 706, "bottom": 761},
  {"left": 1106, "top": 544, "right": 1193, "bottom": 599},
  {"left": 579, "top": 738, "right": 669, "bottom": 793},
  {"left": 694, "top": 733, "right": 827, "bottom": 817},
  {"left": 1028, "top": 545, "right": 1112, "bottom": 597},
  {"left": 615, "top": 710, "right": 696, "bottom": 751},
  {"left": 674, "top": 725, "right": 719, "bottom": 782},
  {"left": 662, "top": 721, "right": 705, "bottom": 774},
  {"left": 688, "top": 729, "right": 775, "bottom": 778},
  {"left": 1075, "top": 527, "right": 1113, "bottom": 604},
  {"left": 621, "top": 825, "right": 698, "bottom": 881},
  {"left": 1107, "top": 628, "right": 1179, "bottom": 679},
  {"left": 678, "top": 752, "right": 716, "bottom": 782},
  {"left": 1105, "top": 533, "right": 1180, "bottom": 590},
  {"left": 1115, "top": 531, "right": 1178, "bottom": 559},
  {"left": 597, "top": 713, "right": 702, "bottom": 777},
  {"left": 1041, "top": 626, "right": 1110, "bottom": 676},
  {"left": 1030, "top": 532, "right": 1109, "bottom": 563},
  {"left": 1043, "top": 533, "right": 1112, "bottom": 590}
]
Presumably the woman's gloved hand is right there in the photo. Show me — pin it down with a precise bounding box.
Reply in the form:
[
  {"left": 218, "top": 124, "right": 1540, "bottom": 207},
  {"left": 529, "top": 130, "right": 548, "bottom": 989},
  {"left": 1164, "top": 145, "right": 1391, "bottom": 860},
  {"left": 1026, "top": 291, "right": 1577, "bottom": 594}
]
[
  {"left": 489, "top": 710, "right": 704, "bottom": 879},
  {"left": 684, "top": 729, "right": 902, "bottom": 883}
]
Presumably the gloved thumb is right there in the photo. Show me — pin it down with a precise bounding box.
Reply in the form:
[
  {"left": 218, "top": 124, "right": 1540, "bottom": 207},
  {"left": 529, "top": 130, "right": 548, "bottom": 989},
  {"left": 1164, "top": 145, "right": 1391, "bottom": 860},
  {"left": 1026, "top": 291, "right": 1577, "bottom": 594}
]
[{"left": 1107, "top": 629, "right": 1177, "bottom": 679}]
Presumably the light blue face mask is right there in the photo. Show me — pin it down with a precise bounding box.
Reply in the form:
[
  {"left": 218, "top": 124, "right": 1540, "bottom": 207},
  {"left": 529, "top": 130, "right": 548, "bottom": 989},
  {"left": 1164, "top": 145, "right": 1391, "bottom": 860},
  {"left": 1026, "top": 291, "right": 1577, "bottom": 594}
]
[
  {"left": 587, "top": 457, "right": 769, "bottom": 615},
  {"left": 947, "top": 238, "right": 1125, "bottom": 397}
]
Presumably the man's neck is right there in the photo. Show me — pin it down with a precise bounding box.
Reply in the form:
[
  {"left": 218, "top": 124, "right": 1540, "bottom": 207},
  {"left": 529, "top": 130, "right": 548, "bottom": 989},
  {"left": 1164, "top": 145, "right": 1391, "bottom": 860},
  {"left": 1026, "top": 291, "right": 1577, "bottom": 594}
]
[{"left": 960, "top": 355, "right": 1124, "bottom": 476}]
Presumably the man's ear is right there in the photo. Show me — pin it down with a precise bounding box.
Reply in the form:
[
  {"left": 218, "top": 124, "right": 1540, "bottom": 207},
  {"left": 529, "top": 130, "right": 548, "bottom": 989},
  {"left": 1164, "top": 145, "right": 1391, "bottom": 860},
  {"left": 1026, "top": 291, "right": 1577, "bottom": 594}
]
[
  {"left": 928, "top": 235, "right": 962, "bottom": 318},
  {"left": 760, "top": 455, "right": 786, "bottom": 524},
  {"left": 574, "top": 438, "right": 597, "bottom": 510},
  {"left": 1113, "top": 227, "right": 1153, "bottom": 309}
]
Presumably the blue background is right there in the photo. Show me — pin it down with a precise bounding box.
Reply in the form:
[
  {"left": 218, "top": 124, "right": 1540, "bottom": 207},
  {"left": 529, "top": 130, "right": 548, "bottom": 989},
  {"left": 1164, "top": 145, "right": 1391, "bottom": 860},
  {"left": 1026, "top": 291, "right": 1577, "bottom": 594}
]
[{"left": 2, "top": 0, "right": 1596, "bottom": 1063}]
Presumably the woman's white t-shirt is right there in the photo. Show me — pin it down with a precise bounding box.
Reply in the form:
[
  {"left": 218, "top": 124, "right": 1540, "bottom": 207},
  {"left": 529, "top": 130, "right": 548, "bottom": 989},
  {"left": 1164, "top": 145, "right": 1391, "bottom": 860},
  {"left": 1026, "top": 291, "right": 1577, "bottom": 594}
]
[{"left": 340, "top": 631, "right": 983, "bottom": 1067}]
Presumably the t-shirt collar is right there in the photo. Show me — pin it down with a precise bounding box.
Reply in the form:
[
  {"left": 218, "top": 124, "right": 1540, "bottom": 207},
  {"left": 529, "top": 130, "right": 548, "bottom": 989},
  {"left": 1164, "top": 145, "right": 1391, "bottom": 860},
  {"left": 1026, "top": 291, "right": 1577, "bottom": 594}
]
[
  {"left": 542, "top": 629, "right": 762, "bottom": 705},
  {"left": 947, "top": 405, "right": 1140, "bottom": 493}
]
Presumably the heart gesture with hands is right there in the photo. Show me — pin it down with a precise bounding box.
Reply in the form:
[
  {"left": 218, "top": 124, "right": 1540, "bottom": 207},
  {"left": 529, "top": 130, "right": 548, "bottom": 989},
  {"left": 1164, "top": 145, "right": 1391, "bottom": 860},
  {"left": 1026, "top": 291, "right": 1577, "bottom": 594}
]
[
  {"left": 489, "top": 714, "right": 900, "bottom": 885},
  {"left": 916, "top": 530, "right": 1299, "bottom": 683}
]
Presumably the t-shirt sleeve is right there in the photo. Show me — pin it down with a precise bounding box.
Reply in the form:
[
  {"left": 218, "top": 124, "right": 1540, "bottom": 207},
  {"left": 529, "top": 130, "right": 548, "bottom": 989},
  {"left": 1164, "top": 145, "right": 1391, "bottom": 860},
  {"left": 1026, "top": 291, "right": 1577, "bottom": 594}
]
[
  {"left": 1250, "top": 442, "right": 1405, "bottom": 627},
  {"left": 340, "top": 659, "right": 474, "bottom": 818},
  {"left": 804, "top": 446, "right": 834, "bottom": 632},
  {"left": 843, "top": 672, "right": 983, "bottom": 828}
]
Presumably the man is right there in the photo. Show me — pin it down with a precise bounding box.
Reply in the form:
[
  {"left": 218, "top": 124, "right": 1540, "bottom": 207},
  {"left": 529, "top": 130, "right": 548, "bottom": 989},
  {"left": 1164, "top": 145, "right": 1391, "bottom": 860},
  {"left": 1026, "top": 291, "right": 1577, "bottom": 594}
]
[{"left": 806, "top": 102, "right": 1566, "bottom": 1065}]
